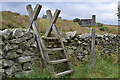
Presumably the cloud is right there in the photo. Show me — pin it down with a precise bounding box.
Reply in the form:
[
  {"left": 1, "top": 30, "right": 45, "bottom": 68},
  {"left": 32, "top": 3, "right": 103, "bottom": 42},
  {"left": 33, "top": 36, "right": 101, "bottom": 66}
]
[
  {"left": 1, "top": 2, "right": 118, "bottom": 25},
  {"left": 1, "top": 0, "right": 119, "bottom": 2}
]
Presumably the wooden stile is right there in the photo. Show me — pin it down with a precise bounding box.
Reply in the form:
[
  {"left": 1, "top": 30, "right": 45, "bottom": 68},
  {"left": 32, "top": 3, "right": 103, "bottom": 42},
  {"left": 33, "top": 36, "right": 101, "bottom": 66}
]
[{"left": 26, "top": 4, "right": 73, "bottom": 78}]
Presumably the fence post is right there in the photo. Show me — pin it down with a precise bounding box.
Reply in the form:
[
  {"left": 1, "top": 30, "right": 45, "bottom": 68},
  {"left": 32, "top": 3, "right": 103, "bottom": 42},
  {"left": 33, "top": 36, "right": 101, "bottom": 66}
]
[{"left": 91, "top": 15, "right": 96, "bottom": 71}]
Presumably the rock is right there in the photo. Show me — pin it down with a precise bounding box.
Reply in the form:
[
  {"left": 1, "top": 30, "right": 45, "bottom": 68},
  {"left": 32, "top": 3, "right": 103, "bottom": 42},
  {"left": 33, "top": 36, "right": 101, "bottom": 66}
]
[
  {"left": 72, "top": 46, "right": 77, "bottom": 50},
  {"left": 25, "top": 41, "right": 30, "bottom": 47},
  {"left": 26, "top": 28, "right": 33, "bottom": 34},
  {"left": 0, "top": 49, "right": 4, "bottom": 55},
  {"left": 0, "top": 38, "right": 4, "bottom": 45},
  {"left": 15, "top": 64, "right": 22, "bottom": 71},
  {"left": 96, "top": 34, "right": 102, "bottom": 38},
  {"left": 105, "top": 37, "right": 109, "bottom": 41},
  {"left": 78, "top": 33, "right": 90, "bottom": 39},
  {"left": 0, "top": 31, "right": 3, "bottom": 36},
  {"left": 83, "top": 50, "right": 88, "bottom": 55},
  {"left": 5, "top": 51, "right": 19, "bottom": 59},
  {"left": 82, "top": 33, "right": 90, "bottom": 38},
  {"left": 68, "top": 49, "right": 74, "bottom": 55},
  {"left": 20, "top": 36, "right": 28, "bottom": 42},
  {"left": 25, "top": 28, "right": 33, "bottom": 40},
  {"left": 28, "top": 37, "right": 35, "bottom": 45},
  {"left": 9, "top": 39, "right": 21, "bottom": 43},
  {"left": 0, "top": 59, "right": 2, "bottom": 68},
  {"left": 4, "top": 43, "right": 13, "bottom": 51},
  {"left": 17, "top": 56, "right": 31, "bottom": 63},
  {"left": 71, "top": 31, "right": 76, "bottom": 38},
  {"left": 0, "top": 69, "right": 5, "bottom": 73},
  {"left": 14, "top": 72, "right": 22, "bottom": 78},
  {"left": 66, "top": 31, "right": 76, "bottom": 39},
  {"left": 22, "top": 70, "right": 33, "bottom": 75},
  {"left": 62, "top": 38, "right": 67, "bottom": 43},
  {"left": 77, "top": 56, "right": 82, "bottom": 60},
  {"left": 31, "top": 41, "right": 37, "bottom": 48},
  {"left": 2, "top": 29, "right": 11, "bottom": 39},
  {"left": 23, "top": 63, "right": 31, "bottom": 70},
  {"left": 16, "top": 49, "right": 23, "bottom": 54},
  {"left": 23, "top": 50, "right": 33, "bottom": 56},
  {"left": 3, "top": 59, "right": 14, "bottom": 68},
  {"left": 78, "top": 35, "right": 82, "bottom": 38},
  {"left": 0, "top": 69, "right": 5, "bottom": 79},
  {"left": 78, "top": 52, "right": 82, "bottom": 56},
  {"left": 5, "top": 66, "right": 17, "bottom": 75},
  {"left": 12, "top": 28, "right": 24, "bottom": 38},
  {"left": 83, "top": 42, "right": 89, "bottom": 46},
  {"left": 11, "top": 44, "right": 18, "bottom": 49},
  {"left": 0, "top": 54, "right": 2, "bottom": 59},
  {"left": 0, "top": 49, "right": 3, "bottom": 59},
  {"left": 18, "top": 42, "right": 26, "bottom": 50},
  {"left": 78, "top": 41, "right": 82, "bottom": 44}
]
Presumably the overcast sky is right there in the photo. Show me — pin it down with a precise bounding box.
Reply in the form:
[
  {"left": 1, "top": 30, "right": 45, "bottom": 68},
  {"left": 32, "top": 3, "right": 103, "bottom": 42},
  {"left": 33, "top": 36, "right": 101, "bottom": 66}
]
[{"left": 0, "top": 2, "right": 118, "bottom": 25}]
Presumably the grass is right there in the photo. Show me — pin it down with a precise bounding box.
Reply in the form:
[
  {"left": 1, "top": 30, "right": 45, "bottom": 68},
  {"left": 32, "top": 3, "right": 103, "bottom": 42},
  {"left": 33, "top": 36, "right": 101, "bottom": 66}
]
[
  {"left": 1, "top": 11, "right": 118, "bottom": 35},
  {"left": 1, "top": 11, "right": 119, "bottom": 78},
  {"left": 17, "top": 49, "right": 118, "bottom": 78}
]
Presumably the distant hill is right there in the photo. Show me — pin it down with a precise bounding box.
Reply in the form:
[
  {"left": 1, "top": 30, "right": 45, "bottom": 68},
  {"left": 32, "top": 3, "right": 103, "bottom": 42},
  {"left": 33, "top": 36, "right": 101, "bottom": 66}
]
[{"left": 0, "top": 11, "right": 118, "bottom": 34}]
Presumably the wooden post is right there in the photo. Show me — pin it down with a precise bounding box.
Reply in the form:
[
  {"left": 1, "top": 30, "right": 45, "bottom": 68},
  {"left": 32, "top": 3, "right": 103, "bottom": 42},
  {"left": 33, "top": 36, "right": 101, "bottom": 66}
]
[
  {"left": 44, "top": 9, "right": 61, "bottom": 38},
  {"left": 91, "top": 15, "right": 96, "bottom": 71},
  {"left": 46, "top": 10, "right": 60, "bottom": 37},
  {"left": 26, "top": 4, "right": 47, "bottom": 65}
]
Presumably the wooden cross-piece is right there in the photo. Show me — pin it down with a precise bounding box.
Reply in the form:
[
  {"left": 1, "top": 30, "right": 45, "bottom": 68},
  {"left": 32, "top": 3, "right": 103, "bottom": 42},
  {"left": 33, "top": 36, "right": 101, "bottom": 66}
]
[
  {"left": 26, "top": 4, "right": 46, "bottom": 63},
  {"left": 27, "top": 4, "right": 42, "bottom": 28},
  {"left": 44, "top": 9, "right": 61, "bottom": 38}
]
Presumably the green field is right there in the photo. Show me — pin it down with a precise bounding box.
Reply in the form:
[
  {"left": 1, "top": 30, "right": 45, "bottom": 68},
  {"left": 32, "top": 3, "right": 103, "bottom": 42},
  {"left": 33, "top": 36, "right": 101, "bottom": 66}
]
[{"left": 17, "top": 49, "right": 118, "bottom": 78}]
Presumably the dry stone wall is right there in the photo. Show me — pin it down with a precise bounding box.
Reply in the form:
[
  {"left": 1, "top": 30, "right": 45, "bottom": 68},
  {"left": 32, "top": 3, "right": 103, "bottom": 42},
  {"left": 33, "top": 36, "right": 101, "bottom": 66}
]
[
  {"left": 61, "top": 31, "right": 120, "bottom": 61},
  {"left": 0, "top": 28, "right": 40, "bottom": 78},
  {"left": 0, "top": 28, "right": 119, "bottom": 78}
]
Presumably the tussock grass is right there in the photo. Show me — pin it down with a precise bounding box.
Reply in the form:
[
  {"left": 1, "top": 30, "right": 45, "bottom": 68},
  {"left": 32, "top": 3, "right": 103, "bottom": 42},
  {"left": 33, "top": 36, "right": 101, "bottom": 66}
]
[
  {"left": 1, "top": 11, "right": 118, "bottom": 35},
  {"left": 18, "top": 49, "right": 118, "bottom": 78}
]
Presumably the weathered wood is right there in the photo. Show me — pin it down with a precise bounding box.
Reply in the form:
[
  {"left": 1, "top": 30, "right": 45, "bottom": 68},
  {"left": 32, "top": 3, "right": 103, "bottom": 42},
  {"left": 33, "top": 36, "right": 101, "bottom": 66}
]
[
  {"left": 44, "top": 9, "right": 61, "bottom": 38},
  {"left": 42, "top": 37, "right": 59, "bottom": 40},
  {"left": 50, "top": 58, "right": 68, "bottom": 64},
  {"left": 26, "top": 4, "right": 46, "bottom": 62},
  {"left": 27, "top": 4, "right": 55, "bottom": 75},
  {"left": 91, "top": 15, "right": 96, "bottom": 71},
  {"left": 45, "top": 9, "right": 73, "bottom": 74},
  {"left": 55, "top": 70, "right": 74, "bottom": 77},
  {"left": 45, "top": 48, "right": 64, "bottom": 51},
  {"left": 46, "top": 9, "right": 73, "bottom": 71},
  {"left": 79, "top": 19, "right": 92, "bottom": 27},
  {"left": 27, "top": 5, "right": 73, "bottom": 78},
  {"left": 46, "top": 10, "right": 60, "bottom": 37},
  {"left": 27, "top": 4, "right": 42, "bottom": 28}
]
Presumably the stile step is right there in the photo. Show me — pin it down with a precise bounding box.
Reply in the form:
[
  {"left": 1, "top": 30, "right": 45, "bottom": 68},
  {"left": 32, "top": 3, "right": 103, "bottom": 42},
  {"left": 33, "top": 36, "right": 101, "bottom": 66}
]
[
  {"left": 55, "top": 70, "right": 74, "bottom": 77},
  {"left": 45, "top": 48, "right": 64, "bottom": 51},
  {"left": 50, "top": 58, "right": 68, "bottom": 64},
  {"left": 42, "top": 37, "right": 59, "bottom": 40}
]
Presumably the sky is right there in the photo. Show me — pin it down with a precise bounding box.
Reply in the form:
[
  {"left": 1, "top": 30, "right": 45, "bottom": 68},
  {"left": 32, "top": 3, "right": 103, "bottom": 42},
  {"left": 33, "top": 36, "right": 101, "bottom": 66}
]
[{"left": 0, "top": 1, "right": 119, "bottom": 25}]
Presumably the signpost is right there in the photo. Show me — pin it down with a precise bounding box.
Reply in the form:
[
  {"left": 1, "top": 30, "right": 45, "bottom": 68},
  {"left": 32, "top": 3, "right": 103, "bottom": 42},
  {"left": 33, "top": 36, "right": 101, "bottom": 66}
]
[
  {"left": 78, "top": 19, "right": 92, "bottom": 27},
  {"left": 91, "top": 15, "right": 96, "bottom": 71},
  {"left": 79, "top": 15, "right": 96, "bottom": 71}
]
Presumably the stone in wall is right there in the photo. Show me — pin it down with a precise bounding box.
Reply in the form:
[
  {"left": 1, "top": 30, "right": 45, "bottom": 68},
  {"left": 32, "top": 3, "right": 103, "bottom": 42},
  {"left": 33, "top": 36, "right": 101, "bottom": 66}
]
[
  {"left": 17, "top": 56, "right": 31, "bottom": 63},
  {"left": 63, "top": 31, "right": 120, "bottom": 61},
  {"left": 0, "top": 28, "right": 40, "bottom": 78}
]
